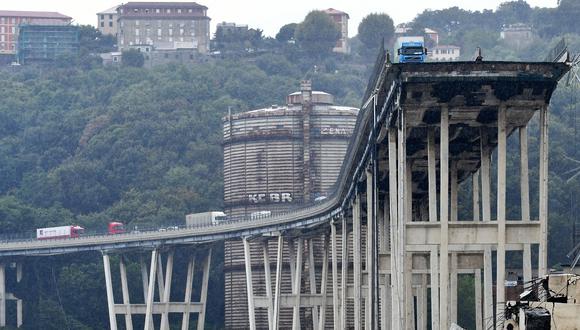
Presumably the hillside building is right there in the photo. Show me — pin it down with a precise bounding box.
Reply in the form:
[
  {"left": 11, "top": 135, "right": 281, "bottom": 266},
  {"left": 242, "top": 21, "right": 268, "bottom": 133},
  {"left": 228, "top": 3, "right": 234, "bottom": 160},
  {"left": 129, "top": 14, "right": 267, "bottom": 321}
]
[
  {"left": 0, "top": 10, "right": 71, "bottom": 55},
  {"left": 501, "top": 23, "right": 534, "bottom": 49},
  {"left": 431, "top": 45, "right": 461, "bottom": 61},
  {"left": 97, "top": 6, "right": 119, "bottom": 36},
  {"left": 323, "top": 8, "right": 349, "bottom": 54},
  {"left": 17, "top": 24, "right": 79, "bottom": 64},
  {"left": 117, "top": 2, "right": 210, "bottom": 54}
]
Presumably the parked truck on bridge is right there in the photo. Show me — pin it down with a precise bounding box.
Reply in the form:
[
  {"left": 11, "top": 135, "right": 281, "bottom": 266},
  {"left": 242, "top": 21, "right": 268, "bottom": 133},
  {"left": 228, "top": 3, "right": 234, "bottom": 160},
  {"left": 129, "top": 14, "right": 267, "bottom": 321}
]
[
  {"left": 186, "top": 211, "right": 227, "bottom": 227},
  {"left": 397, "top": 41, "right": 428, "bottom": 63}
]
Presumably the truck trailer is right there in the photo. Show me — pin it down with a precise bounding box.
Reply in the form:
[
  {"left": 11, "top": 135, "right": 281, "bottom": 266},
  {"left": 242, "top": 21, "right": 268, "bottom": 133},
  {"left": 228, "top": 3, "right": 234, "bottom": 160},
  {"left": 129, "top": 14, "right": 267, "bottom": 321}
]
[
  {"left": 36, "top": 225, "right": 84, "bottom": 240},
  {"left": 185, "top": 211, "right": 227, "bottom": 227}
]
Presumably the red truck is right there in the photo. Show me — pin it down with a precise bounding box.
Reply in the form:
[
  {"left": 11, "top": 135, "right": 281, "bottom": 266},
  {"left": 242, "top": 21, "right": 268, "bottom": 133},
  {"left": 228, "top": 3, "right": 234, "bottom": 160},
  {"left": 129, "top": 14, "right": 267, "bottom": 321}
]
[{"left": 108, "top": 222, "right": 125, "bottom": 234}]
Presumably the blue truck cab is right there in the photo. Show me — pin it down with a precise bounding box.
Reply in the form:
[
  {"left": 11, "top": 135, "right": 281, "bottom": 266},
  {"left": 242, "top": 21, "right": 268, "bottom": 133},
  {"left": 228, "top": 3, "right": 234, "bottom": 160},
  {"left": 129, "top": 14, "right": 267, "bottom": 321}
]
[{"left": 398, "top": 41, "right": 428, "bottom": 63}]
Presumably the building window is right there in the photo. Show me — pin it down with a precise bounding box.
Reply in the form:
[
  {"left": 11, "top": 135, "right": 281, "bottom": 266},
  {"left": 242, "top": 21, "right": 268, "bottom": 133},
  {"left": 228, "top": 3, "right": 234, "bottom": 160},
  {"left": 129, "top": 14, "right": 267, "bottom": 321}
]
[
  {"left": 169, "top": 28, "right": 173, "bottom": 35},
  {"left": 1, "top": 27, "right": 4, "bottom": 33},
  {"left": 164, "top": 53, "right": 168, "bottom": 58},
  {"left": 109, "top": 21, "right": 113, "bottom": 27},
  {"left": 156, "top": 9, "right": 160, "bottom": 13},
  {"left": 100, "top": 22, "right": 104, "bottom": 28},
  {"left": 11, "top": 18, "right": 16, "bottom": 24},
  {"left": 157, "top": 28, "right": 162, "bottom": 36},
  {"left": 135, "top": 20, "right": 139, "bottom": 26},
  {"left": 109, "top": 14, "right": 113, "bottom": 19},
  {"left": 188, "top": 9, "right": 192, "bottom": 13},
  {"left": 100, "top": 14, "right": 104, "bottom": 20},
  {"left": 180, "top": 28, "right": 184, "bottom": 35},
  {"left": 134, "top": 8, "right": 138, "bottom": 13},
  {"left": 0, "top": 18, "right": 4, "bottom": 24},
  {"left": 135, "top": 28, "right": 139, "bottom": 36},
  {"left": 166, "top": 9, "right": 171, "bottom": 13},
  {"left": 177, "top": 9, "right": 182, "bottom": 13}
]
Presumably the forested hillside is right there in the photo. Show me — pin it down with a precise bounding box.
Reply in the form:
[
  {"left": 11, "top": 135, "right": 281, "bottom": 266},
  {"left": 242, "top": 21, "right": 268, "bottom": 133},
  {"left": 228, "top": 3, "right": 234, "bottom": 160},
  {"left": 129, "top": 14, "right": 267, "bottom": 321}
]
[{"left": 0, "top": 1, "right": 578, "bottom": 328}]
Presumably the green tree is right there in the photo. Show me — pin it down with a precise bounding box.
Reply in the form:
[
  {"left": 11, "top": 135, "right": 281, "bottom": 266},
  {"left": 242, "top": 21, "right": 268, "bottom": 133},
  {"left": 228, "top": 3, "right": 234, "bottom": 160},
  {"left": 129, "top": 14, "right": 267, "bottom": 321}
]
[
  {"left": 276, "top": 23, "right": 298, "bottom": 43},
  {"left": 295, "top": 11, "right": 340, "bottom": 57},
  {"left": 121, "top": 49, "right": 145, "bottom": 67},
  {"left": 496, "top": 1, "right": 533, "bottom": 24},
  {"left": 357, "top": 13, "right": 395, "bottom": 52}
]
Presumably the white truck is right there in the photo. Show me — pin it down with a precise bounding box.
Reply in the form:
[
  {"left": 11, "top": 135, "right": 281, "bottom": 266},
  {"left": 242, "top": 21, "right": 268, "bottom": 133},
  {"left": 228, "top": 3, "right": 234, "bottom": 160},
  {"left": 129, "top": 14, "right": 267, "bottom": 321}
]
[
  {"left": 36, "top": 225, "right": 84, "bottom": 240},
  {"left": 185, "top": 211, "right": 227, "bottom": 227}
]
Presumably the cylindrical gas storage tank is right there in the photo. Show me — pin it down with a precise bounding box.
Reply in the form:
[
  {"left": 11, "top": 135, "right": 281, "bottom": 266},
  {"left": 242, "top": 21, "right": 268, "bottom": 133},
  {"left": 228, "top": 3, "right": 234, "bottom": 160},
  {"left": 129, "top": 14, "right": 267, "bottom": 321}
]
[
  {"left": 223, "top": 82, "right": 358, "bottom": 220},
  {"left": 223, "top": 81, "right": 359, "bottom": 329}
]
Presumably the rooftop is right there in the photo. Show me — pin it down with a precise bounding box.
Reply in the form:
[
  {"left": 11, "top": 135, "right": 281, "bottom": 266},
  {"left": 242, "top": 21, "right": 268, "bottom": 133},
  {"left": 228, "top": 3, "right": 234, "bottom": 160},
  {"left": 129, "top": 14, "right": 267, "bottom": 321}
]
[
  {"left": 97, "top": 6, "right": 119, "bottom": 15},
  {"left": 323, "top": 8, "right": 349, "bottom": 18},
  {"left": 121, "top": 2, "right": 208, "bottom": 10},
  {"left": 0, "top": 10, "right": 71, "bottom": 20}
]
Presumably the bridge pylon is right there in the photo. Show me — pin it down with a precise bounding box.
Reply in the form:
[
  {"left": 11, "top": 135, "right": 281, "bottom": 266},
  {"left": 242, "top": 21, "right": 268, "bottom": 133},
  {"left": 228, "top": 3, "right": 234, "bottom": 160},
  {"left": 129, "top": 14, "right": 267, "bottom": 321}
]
[{"left": 101, "top": 246, "right": 212, "bottom": 330}]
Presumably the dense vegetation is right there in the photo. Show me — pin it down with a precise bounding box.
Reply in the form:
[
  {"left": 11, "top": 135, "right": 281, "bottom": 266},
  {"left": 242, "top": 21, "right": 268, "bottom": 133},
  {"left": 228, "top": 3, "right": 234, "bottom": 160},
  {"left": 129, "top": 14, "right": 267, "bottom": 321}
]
[{"left": 0, "top": 1, "right": 578, "bottom": 328}]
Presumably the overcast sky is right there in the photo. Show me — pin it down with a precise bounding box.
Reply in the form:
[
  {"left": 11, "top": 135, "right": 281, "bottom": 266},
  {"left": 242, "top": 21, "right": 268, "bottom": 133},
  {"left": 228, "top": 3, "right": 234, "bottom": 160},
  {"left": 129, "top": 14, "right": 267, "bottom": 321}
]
[{"left": 3, "top": 0, "right": 558, "bottom": 37}]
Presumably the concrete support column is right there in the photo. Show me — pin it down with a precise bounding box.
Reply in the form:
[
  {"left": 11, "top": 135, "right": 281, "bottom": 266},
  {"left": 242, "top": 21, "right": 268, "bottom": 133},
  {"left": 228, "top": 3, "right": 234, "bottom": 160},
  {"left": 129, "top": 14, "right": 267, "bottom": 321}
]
[
  {"left": 273, "top": 235, "right": 284, "bottom": 330},
  {"left": 353, "top": 194, "right": 362, "bottom": 330},
  {"left": 483, "top": 247, "right": 494, "bottom": 330},
  {"left": 144, "top": 249, "right": 158, "bottom": 330},
  {"left": 497, "top": 105, "right": 507, "bottom": 329},
  {"left": 331, "top": 221, "right": 340, "bottom": 328},
  {"left": 520, "top": 126, "right": 532, "bottom": 283},
  {"left": 397, "top": 110, "right": 407, "bottom": 329},
  {"left": 319, "top": 235, "right": 329, "bottom": 330},
  {"left": 292, "top": 238, "right": 304, "bottom": 330},
  {"left": 366, "top": 166, "right": 376, "bottom": 330},
  {"left": 102, "top": 254, "right": 118, "bottom": 330},
  {"left": 381, "top": 274, "right": 391, "bottom": 330},
  {"left": 197, "top": 249, "right": 212, "bottom": 330},
  {"left": 539, "top": 106, "right": 549, "bottom": 277},
  {"left": 405, "top": 253, "right": 414, "bottom": 330},
  {"left": 263, "top": 241, "right": 274, "bottom": 329},
  {"left": 388, "top": 129, "right": 401, "bottom": 329},
  {"left": 430, "top": 248, "right": 440, "bottom": 330},
  {"left": 475, "top": 269, "right": 483, "bottom": 330},
  {"left": 341, "top": 213, "right": 349, "bottom": 328},
  {"left": 473, "top": 170, "right": 480, "bottom": 221},
  {"left": 417, "top": 274, "right": 428, "bottom": 330},
  {"left": 450, "top": 253, "right": 458, "bottom": 324},
  {"left": 450, "top": 162, "right": 458, "bottom": 222},
  {"left": 119, "top": 256, "right": 133, "bottom": 330},
  {"left": 439, "top": 105, "right": 450, "bottom": 330},
  {"left": 181, "top": 254, "right": 195, "bottom": 330},
  {"left": 428, "top": 127, "right": 438, "bottom": 223},
  {"left": 0, "top": 263, "right": 6, "bottom": 328},
  {"left": 480, "top": 129, "right": 491, "bottom": 222},
  {"left": 243, "top": 238, "right": 256, "bottom": 330},
  {"left": 308, "top": 239, "right": 319, "bottom": 330},
  {"left": 161, "top": 250, "right": 175, "bottom": 330},
  {"left": 16, "top": 263, "right": 22, "bottom": 328},
  {"left": 141, "top": 256, "right": 154, "bottom": 330}
]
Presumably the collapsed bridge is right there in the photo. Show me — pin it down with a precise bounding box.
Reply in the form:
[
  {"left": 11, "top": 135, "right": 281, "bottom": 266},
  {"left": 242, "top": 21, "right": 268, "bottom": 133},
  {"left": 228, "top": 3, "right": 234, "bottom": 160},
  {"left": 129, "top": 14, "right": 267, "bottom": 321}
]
[{"left": 0, "top": 54, "right": 570, "bottom": 329}]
